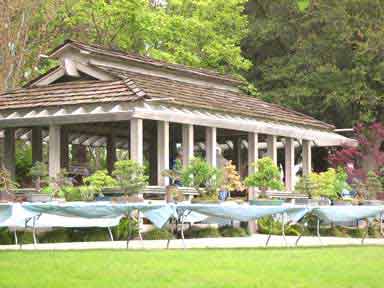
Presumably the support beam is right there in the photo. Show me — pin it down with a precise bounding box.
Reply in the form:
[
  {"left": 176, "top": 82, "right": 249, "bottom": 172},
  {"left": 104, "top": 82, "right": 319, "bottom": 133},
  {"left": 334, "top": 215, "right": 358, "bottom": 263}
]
[
  {"left": 182, "top": 124, "right": 194, "bottom": 167},
  {"left": 130, "top": 118, "right": 143, "bottom": 165},
  {"left": 49, "top": 125, "right": 61, "bottom": 178},
  {"left": 284, "top": 138, "right": 295, "bottom": 192},
  {"left": 31, "top": 127, "right": 43, "bottom": 164},
  {"left": 60, "top": 128, "right": 69, "bottom": 170},
  {"left": 106, "top": 134, "right": 117, "bottom": 174},
  {"left": 205, "top": 127, "right": 217, "bottom": 167},
  {"left": 3, "top": 128, "right": 15, "bottom": 180},
  {"left": 247, "top": 132, "right": 259, "bottom": 234},
  {"left": 302, "top": 140, "right": 312, "bottom": 176},
  {"left": 157, "top": 121, "right": 170, "bottom": 186},
  {"left": 266, "top": 135, "right": 277, "bottom": 164}
]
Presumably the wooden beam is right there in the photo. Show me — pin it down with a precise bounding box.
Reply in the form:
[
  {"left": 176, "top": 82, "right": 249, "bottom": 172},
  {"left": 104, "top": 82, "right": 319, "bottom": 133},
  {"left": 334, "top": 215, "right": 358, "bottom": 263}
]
[
  {"left": 205, "top": 127, "right": 217, "bottom": 167},
  {"left": 157, "top": 121, "right": 169, "bottom": 186},
  {"left": 284, "top": 138, "right": 295, "bottom": 192},
  {"left": 130, "top": 118, "right": 143, "bottom": 164},
  {"left": 49, "top": 125, "right": 61, "bottom": 178},
  {"left": 3, "top": 128, "right": 15, "bottom": 180}
]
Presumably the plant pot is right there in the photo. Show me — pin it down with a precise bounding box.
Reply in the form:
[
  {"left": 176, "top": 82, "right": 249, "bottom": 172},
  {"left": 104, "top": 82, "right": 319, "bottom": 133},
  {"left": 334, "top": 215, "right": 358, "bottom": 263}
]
[
  {"left": 191, "top": 198, "right": 220, "bottom": 204},
  {"left": 249, "top": 199, "right": 284, "bottom": 206},
  {"left": 0, "top": 191, "right": 15, "bottom": 202},
  {"left": 331, "top": 200, "right": 353, "bottom": 206},
  {"left": 26, "top": 193, "right": 51, "bottom": 202},
  {"left": 165, "top": 185, "right": 179, "bottom": 203},
  {"left": 115, "top": 195, "right": 144, "bottom": 203}
]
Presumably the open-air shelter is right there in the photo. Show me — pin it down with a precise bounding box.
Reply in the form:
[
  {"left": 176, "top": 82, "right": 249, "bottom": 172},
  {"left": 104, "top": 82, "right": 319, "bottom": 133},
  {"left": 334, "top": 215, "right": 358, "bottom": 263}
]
[{"left": 0, "top": 40, "right": 355, "bottom": 198}]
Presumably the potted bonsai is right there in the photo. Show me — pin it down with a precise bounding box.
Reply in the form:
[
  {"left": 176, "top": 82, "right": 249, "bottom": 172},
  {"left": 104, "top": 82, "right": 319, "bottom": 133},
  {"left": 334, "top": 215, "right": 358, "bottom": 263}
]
[
  {"left": 161, "top": 159, "right": 184, "bottom": 203},
  {"left": 221, "top": 160, "right": 245, "bottom": 202},
  {"left": 112, "top": 160, "right": 148, "bottom": 202},
  {"left": 41, "top": 169, "right": 72, "bottom": 202},
  {"left": 84, "top": 169, "right": 118, "bottom": 200},
  {"left": 181, "top": 157, "right": 222, "bottom": 203},
  {"left": 244, "top": 157, "right": 284, "bottom": 205},
  {"left": 0, "top": 169, "right": 18, "bottom": 202}
]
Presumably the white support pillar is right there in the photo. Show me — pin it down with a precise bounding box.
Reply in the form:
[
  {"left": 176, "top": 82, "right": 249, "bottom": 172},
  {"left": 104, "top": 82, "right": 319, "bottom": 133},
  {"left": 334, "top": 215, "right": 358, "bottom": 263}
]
[
  {"left": 182, "top": 124, "right": 194, "bottom": 167},
  {"left": 284, "top": 138, "right": 295, "bottom": 192},
  {"left": 157, "top": 121, "right": 169, "bottom": 186},
  {"left": 130, "top": 118, "right": 143, "bottom": 165},
  {"left": 31, "top": 127, "right": 43, "bottom": 165},
  {"left": 248, "top": 132, "right": 259, "bottom": 234},
  {"left": 266, "top": 135, "right": 277, "bottom": 164},
  {"left": 106, "top": 134, "right": 116, "bottom": 174},
  {"left": 3, "top": 128, "right": 15, "bottom": 180},
  {"left": 302, "top": 140, "right": 312, "bottom": 176},
  {"left": 49, "top": 125, "right": 61, "bottom": 178},
  {"left": 205, "top": 127, "right": 217, "bottom": 167}
]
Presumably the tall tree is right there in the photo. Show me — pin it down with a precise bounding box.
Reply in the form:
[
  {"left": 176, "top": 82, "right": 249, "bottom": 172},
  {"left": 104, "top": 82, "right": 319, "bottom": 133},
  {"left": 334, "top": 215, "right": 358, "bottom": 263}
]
[{"left": 243, "top": 0, "right": 384, "bottom": 128}]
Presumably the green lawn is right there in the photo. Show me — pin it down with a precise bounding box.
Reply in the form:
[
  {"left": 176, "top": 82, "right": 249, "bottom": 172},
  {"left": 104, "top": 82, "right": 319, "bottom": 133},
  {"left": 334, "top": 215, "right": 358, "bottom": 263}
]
[{"left": 0, "top": 247, "right": 383, "bottom": 288}]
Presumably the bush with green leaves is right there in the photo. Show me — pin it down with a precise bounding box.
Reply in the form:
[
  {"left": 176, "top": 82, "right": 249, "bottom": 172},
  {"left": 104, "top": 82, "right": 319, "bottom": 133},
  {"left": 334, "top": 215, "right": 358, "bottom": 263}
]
[
  {"left": 181, "top": 157, "right": 222, "bottom": 199},
  {"left": 112, "top": 160, "right": 148, "bottom": 196},
  {"left": 83, "top": 170, "right": 117, "bottom": 193},
  {"left": 219, "top": 226, "right": 249, "bottom": 237},
  {"left": 184, "top": 227, "right": 221, "bottom": 238},
  {"left": 29, "top": 161, "right": 48, "bottom": 191},
  {"left": 303, "top": 168, "right": 350, "bottom": 200},
  {"left": 244, "top": 157, "right": 283, "bottom": 197},
  {"left": 142, "top": 228, "right": 173, "bottom": 240}
]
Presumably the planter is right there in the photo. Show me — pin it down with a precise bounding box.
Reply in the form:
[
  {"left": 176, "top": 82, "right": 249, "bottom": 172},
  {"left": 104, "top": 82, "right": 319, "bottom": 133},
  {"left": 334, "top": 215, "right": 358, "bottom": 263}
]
[
  {"left": 191, "top": 198, "right": 220, "bottom": 204},
  {"left": 165, "top": 185, "right": 184, "bottom": 203},
  {"left": 26, "top": 193, "right": 51, "bottom": 202},
  {"left": 113, "top": 195, "right": 144, "bottom": 203},
  {"left": 249, "top": 199, "right": 284, "bottom": 206}
]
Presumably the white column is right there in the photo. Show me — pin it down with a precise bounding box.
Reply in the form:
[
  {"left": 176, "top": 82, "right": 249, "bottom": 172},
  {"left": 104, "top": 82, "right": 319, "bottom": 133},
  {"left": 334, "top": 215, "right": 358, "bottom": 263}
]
[
  {"left": 3, "top": 128, "right": 15, "bottom": 180},
  {"left": 302, "top": 140, "right": 312, "bottom": 176},
  {"left": 284, "top": 138, "right": 295, "bottom": 192},
  {"left": 31, "top": 127, "right": 43, "bottom": 165},
  {"left": 130, "top": 118, "right": 143, "bottom": 165},
  {"left": 182, "top": 124, "right": 194, "bottom": 167},
  {"left": 205, "top": 127, "right": 217, "bottom": 167},
  {"left": 106, "top": 134, "right": 116, "bottom": 174},
  {"left": 157, "top": 121, "right": 169, "bottom": 186},
  {"left": 248, "top": 132, "right": 259, "bottom": 234},
  {"left": 49, "top": 125, "right": 61, "bottom": 178},
  {"left": 266, "top": 135, "right": 277, "bottom": 164}
]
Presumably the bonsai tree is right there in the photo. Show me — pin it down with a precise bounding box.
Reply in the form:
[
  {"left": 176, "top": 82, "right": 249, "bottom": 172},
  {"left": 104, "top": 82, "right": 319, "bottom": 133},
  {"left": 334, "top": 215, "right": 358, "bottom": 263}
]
[
  {"left": 295, "top": 175, "right": 317, "bottom": 199},
  {"left": 181, "top": 157, "right": 222, "bottom": 199},
  {"left": 84, "top": 169, "right": 118, "bottom": 194},
  {"left": 0, "top": 169, "right": 18, "bottom": 201},
  {"left": 29, "top": 161, "right": 48, "bottom": 191},
  {"left": 161, "top": 159, "right": 183, "bottom": 185},
  {"left": 364, "top": 171, "right": 383, "bottom": 200},
  {"left": 112, "top": 160, "right": 148, "bottom": 197},
  {"left": 42, "top": 169, "right": 73, "bottom": 198},
  {"left": 244, "top": 157, "right": 283, "bottom": 198},
  {"left": 223, "top": 160, "right": 245, "bottom": 193}
]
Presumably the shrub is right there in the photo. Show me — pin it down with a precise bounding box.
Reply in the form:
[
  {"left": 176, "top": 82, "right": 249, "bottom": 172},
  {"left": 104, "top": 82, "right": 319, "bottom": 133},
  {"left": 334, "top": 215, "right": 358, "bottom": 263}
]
[
  {"left": 112, "top": 160, "right": 148, "bottom": 196},
  {"left": 219, "top": 226, "right": 248, "bottom": 237},
  {"left": 245, "top": 157, "right": 283, "bottom": 197},
  {"left": 60, "top": 186, "right": 81, "bottom": 201},
  {"left": 184, "top": 227, "right": 221, "bottom": 238},
  {"left": 0, "top": 228, "right": 13, "bottom": 244},
  {"left": 181, "top": 157, "right": 222, "bottom": 199},
  {"left": 83, "top": 170, "right": 117, "bottom": 193},
  {"left": 39, "top": 229, "right": 72, "bottom": 243},
  {"left": 112, "top": 217, "right": 139, "bottom": 240},
  {"left": 142, "top": 228, "right": 173, "bottom": 240},
  {"left": 257, "top": 217, "right": 300, "bottom": 236}
]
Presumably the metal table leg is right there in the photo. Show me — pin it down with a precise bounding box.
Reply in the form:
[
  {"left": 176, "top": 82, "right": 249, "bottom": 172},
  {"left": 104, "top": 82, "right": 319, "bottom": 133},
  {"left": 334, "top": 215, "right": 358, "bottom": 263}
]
[
  {"left": 316, "top": 218, "right": 323, "bottom": 246},
  {"left": 265, "top": 217, "right": 273, "bottom": 247}
]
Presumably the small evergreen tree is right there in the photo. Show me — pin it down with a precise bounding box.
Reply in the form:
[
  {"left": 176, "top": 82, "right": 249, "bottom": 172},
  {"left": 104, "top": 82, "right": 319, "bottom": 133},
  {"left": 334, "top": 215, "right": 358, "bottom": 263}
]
[{"left": 112, "top": 160, "right": 148, "bottom": 196}]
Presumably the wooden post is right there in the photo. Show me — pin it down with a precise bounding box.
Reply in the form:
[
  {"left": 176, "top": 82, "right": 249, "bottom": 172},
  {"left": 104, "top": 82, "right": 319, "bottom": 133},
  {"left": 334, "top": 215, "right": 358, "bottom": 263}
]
[
  {"left": 205, "top": 127, "right": 217, "bottom": 167},
  {"left": 266, "top": 135, "right": 277, "bottom": 164},
  {"left": 157, "top": 121, "right": 170, "bottom": 186},
  {"left": 31, "top": 127, "right": 43, "bottom": 165},
  {"left": 248, "top": 132, "right": 259, "bottom": 234},
  {"left": 60, "top": 128, "right": 69, "bottom": 170},
  {"left": 3, "top": 128, "right": 15, "bottom": 180},
  {"left": 130, "top": 118, "right": 143, "bottom": 165},
  {"left": 284, "top": 138, "right": 295, "bottom": 192},
  {"left": 49, "top": 125, "right": 61, "bottom": 178},
  {"left": 182, "top": 124, "right": 194, "bottom": 167},
  {"left": 106, "top": 134, "right": 116, "bottom": 174},
  {"left": 302, "top": 140, "right": 312, "bottom": 176}
]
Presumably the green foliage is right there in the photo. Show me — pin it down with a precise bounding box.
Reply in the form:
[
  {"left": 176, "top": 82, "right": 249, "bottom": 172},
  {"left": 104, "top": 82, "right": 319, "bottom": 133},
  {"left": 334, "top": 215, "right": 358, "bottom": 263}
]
[
  {"left": 181, "top": 157, "right": 222, "bottom": 198},
  {"left": 29, "top": 161, "right": 48, "bottom": 178},
  {"left": 244, "top": 157, "right": 283, "bottom": 196},
  {"left": 84, "top": 170, "right": 117, "bottom": 193},
  {"left": 78, "top": 186, "right": 96, "bottom": 201},
  {"left": 112, "top": 160, "right": 148, "bottom": 196},
  {"left": 257, "top": 217, "right": 301, "bottom": 236},
  {"left": 161, "top": 159, "right": 182, "bottom": 184},
  {"left": 218, "top": 226, "right": 249, "bottom": 237},
  {"left": 15, "top": 142, "right": 32, "bottom": 185},
  {"left": 60, "top": 186, "right": 81, "bottom": 201},
  {"left": 243, "top": 0, "right": 384, "bottom": 127},
  {"left": 112, "top": 217, "right": 139, "bottom": 240},
  {"left": 142, "top": 228, "right": 173, "bottom": 240},
  {"left": 307, "top": 168, "right": 350, "bottom": 200},
  {"left": 184, "top": 227, "right": 221, "bottom": 238},
  {"left": 365, "top": 171, "right": 383, "bottom": 200},
  {"left": 295, "top": 175, "right": 317, "bottom": 198},
  {"left": 0, "top": 169, "right": 19, "bottom": 192}
]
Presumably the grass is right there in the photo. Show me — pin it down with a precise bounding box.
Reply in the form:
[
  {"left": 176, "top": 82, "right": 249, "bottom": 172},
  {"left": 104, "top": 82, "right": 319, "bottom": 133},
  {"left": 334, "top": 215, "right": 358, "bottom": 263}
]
[{"left": 0, "top": 247, "right": 383, "bottom": 288}]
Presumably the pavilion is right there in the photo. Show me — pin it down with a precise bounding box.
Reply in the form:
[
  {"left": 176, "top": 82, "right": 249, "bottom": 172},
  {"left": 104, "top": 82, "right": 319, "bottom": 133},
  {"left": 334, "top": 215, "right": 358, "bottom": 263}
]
[{"left": 0, "top": 40, "right": 355, "bottom": 197}]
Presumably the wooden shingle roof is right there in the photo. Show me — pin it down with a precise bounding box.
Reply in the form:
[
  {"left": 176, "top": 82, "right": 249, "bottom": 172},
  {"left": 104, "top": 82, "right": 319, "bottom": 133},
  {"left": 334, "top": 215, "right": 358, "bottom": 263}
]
[{"left": 0, "top": 67, "right": 333, "bottom": 130}]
